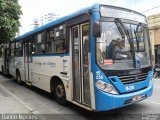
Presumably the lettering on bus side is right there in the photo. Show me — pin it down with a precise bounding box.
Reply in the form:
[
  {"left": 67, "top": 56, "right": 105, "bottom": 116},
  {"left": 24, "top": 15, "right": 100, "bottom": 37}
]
[
  {"left": 63, "top": 60, "right": 68, "bottom": 72},
  {"left": 34, "top": 62, "right": 43, "bottom": 66},
  {"left": 43, "top": 62, "right": 56, "bottom": 67}
]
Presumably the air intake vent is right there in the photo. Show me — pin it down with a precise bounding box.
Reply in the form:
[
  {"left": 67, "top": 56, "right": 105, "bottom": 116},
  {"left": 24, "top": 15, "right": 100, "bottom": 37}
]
[{"left": 118, "top": 72, "right": 148, "bottom": 84}]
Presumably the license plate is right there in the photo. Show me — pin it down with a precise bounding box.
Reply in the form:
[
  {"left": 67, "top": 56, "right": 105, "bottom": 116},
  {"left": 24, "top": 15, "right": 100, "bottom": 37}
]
[{"left": 132, "top": 95, "right": 143, "bottom": 102}]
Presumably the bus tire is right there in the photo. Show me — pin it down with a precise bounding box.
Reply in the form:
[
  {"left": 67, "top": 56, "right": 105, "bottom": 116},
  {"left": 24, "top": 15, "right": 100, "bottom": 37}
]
[
  {"left": 16, "top": 71, "right": 22, "bottom": 84},
  {"left": 54, "top": 80, "right": 67, "bottom": 105}
]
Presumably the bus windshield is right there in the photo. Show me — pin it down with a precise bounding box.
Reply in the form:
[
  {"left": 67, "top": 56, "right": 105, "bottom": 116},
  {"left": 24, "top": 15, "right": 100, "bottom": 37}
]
[{"left": 96, "top": 21, "right": 151, "bottom": 70}]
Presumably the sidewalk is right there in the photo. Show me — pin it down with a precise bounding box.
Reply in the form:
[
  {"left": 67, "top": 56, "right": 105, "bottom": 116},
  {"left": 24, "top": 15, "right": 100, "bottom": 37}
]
[
  {"left": 154, "top": 77, "right": 160, "bottom": 80},
  {"left": 0, "top": 75, "right": 159, "bottom": 114},
  {"left": 0, "top": 77, "right": 30, "bottom": 114}
]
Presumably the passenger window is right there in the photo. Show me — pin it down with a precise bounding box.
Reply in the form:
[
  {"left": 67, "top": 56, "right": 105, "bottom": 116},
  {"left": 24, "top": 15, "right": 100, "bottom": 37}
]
[
  {"left": 54, "top": 24, "right": 66, "bottom": 53},
  {"left": 46, "top": 24, "right": 67, "bottom": 54},
  {"left": 32, "top": 24, "right": 67, "bottom": 55},
  {"left": 10, "top": 42, "right": 16, "bottom": 56},
  {"left": 33, "top": 31, "right": 46, "bottom": 54},
  {"left": 46, "top": 28, "right": 54, "bottom": 53},
  {"left": 15, "top": 42, "right": 23, "bottom": 57}
]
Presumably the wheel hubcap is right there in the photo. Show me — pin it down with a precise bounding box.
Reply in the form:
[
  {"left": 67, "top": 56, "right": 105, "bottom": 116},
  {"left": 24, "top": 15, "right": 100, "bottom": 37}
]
[{"left": 56, "top": 84, "right": 64, "bottom": 98}]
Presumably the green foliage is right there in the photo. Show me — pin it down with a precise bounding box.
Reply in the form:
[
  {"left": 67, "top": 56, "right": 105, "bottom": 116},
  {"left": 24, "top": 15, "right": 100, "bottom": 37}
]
[{"left": 0, "top": 0, "right": 22, "bottom": 44}]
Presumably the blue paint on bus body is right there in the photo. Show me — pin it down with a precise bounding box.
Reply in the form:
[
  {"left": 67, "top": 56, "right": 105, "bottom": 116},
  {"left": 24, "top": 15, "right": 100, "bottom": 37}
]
[{"left": 89, "top": 4, "right": 153, "bottom": 111}]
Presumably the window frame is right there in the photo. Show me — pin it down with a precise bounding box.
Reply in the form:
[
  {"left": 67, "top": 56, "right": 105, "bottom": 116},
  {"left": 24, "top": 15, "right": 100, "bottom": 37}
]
[{"left": 15, "top": 41, "right": 23, "bottom": 57}]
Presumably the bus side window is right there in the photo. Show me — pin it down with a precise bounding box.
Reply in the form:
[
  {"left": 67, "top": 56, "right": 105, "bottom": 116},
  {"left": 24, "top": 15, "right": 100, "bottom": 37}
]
[
  {"left": 33, "top": 31, "right": 46, "bottom": 54},
  {"left": 54, "top": 24, "right": 66, "bottom": 54},
  {"left": 15, "top": 42, "right": 23, "bottom": 57},
  {"left": 10, "top": 42, "right": 16, "bottom": 56},
  {"left": 46, "top": 24, "right": 67, "bottom": 54},
  {"left": 46, "top": 28, "right": 54, "bottom": 53}
]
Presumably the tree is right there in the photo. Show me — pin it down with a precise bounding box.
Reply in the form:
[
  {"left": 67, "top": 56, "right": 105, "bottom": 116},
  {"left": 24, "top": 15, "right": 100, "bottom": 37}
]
[{"left": 0, "top": 0, "right": 22, "bottom": 44}]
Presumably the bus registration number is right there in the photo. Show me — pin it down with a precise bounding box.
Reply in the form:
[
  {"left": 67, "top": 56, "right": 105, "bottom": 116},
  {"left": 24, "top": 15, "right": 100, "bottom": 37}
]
[
  {"left": 132, "top": 95, "right": 143, "bottom": 102},
  {"left": 125, "top": 85, "right": 134, "bottom": 91}
]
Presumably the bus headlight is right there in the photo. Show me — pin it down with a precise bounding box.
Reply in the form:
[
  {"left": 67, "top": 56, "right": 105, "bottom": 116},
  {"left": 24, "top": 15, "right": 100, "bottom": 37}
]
[{"left": 96, "top": 80, "right": 119, "bottom": 94}]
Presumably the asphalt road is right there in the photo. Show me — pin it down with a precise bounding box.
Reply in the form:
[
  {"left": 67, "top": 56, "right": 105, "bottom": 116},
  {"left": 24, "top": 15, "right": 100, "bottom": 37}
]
[{"left": 0, "top": 75, "right": 160, "bottom": 120}]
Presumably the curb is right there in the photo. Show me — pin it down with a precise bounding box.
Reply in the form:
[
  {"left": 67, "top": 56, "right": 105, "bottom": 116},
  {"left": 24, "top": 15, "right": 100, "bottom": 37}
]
[{"left": 0, "top": 84, "right": 36, "bottom": 113}]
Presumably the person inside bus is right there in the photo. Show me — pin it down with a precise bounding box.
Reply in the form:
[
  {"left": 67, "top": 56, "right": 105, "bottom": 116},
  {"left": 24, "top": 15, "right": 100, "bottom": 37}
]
[
  {"left": 41, "top": 44, "right": 46, "bottom": 54},
  {"left": 107, "top": 39, "right": 118, "bottom": 59},
  {"left": 112, "top": 38, "right": 128, "bottom": 59},
  {"left": 57, "top": 46, "right": 66, "bottom": 53}
]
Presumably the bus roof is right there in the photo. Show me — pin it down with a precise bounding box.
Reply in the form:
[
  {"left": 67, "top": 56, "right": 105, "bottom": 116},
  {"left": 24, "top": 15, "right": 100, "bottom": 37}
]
[
  {"left": 15, "top": 4, "right": 99, "bottom": 41},
  {"left": 15, "top": 3, "right": 146, "bottom": 42}
]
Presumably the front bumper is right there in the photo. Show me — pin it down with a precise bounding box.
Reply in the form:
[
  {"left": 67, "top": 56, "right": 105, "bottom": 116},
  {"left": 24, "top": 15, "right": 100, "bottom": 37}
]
[{"left": 95, "top": 83, "right": 153, "bottom": 111}]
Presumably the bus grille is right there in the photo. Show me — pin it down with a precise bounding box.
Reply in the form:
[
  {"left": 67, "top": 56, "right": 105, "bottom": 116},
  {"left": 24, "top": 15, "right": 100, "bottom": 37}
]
[{"left": 118, "top": 72, "right": 148, "bottom": 84}]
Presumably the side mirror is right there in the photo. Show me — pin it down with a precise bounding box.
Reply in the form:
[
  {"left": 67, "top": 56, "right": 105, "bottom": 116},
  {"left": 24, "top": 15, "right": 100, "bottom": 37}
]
[{"left": 93, "top": 21, "right": 101, "bottom": 37}]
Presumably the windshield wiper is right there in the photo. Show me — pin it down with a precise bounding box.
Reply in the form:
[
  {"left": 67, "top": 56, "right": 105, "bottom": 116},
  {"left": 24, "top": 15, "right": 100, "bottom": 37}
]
[
  {"left": 115, "top": 18, "right": 130, "bottom": 40},
  {"left": 114, "top": 18, "right": 136, "bottom": 68},
  {"left": 134, "top": 23, "right": 143, "bottom": 52},
  {"left": 114, "top": 18, "right": 133, "bottom": 52},
  {"left": 115, "top": 19, "right": 125, "bottom": 39}
]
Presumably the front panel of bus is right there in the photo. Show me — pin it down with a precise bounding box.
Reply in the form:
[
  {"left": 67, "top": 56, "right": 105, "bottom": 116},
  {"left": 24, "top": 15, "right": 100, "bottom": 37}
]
[{"left": 91, "top": 5, "right": 154, "bottom": 111}]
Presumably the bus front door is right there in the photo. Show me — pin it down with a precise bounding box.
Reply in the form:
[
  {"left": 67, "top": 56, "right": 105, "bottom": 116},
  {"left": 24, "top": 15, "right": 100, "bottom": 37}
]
[
  {"left": 72, "top": 23, "right": 91, "bottom": 107},
  {"left": 24, "top": 42, "right": 32, "bottom": 84}
]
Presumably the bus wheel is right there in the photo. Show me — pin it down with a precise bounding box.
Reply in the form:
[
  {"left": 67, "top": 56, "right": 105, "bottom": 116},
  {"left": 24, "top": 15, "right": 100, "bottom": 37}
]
[
  {"left": 16, "top": 71, "right": 22, "bottom": 84},
  {"left": 54, "top": 81, "right": 67, "bottom": 105}
]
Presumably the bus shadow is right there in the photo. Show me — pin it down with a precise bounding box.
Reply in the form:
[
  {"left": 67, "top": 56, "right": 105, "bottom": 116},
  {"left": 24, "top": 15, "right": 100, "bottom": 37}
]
[
  {"left": 16, "top": 82, "right": 145, "bottom": 120},
  {"left": 66, "top": 103, "right": 143, "bottom": 120},
  {"left": 0, "top": 72, "right": 14, "bottom": 78},
  {"left": 1, "top": 77, "right": 146, "bottom": 120}
]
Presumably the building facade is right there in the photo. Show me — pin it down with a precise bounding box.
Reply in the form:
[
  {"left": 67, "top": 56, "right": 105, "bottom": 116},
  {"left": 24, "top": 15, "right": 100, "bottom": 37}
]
[{"left": 148, "top": 14, "right": 160, "bottom": 65}]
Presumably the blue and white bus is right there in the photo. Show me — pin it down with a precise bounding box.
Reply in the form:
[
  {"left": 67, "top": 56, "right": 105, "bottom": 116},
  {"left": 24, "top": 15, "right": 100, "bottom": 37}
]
[{"left": 8, "top": 4, "right": 153, "bottom": 111}]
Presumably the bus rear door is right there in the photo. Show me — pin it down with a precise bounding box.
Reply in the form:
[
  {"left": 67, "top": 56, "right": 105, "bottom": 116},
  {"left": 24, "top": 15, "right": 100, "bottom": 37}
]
[{"left": 24, "top": 41, "right": 32, "bottom": 85}]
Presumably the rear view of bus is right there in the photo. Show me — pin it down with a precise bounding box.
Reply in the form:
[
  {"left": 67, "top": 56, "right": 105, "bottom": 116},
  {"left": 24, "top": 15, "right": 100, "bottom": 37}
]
[{"left": 93, "top": 5, "right": 153, "bottom": 111}]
